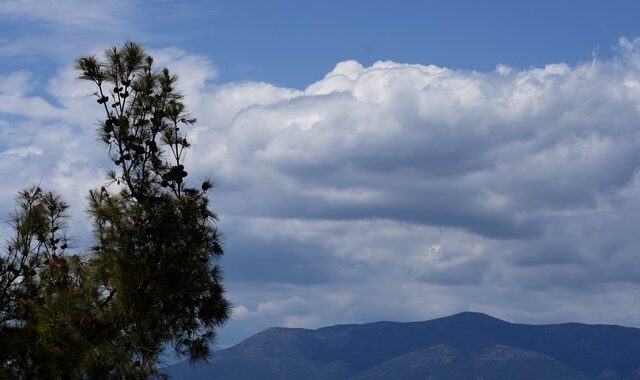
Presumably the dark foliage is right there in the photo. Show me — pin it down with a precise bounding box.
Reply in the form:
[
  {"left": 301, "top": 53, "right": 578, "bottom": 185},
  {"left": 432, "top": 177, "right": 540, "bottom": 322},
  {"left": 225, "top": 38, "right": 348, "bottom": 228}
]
[{"left": 0, "top": 42, "right": 230, "bottom": 378}]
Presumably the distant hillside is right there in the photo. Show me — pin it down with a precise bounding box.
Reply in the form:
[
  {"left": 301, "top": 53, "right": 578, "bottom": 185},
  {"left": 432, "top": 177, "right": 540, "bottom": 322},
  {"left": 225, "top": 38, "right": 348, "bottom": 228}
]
[{"left": 163, "top": 312, "right": 640, "bottom": 379}]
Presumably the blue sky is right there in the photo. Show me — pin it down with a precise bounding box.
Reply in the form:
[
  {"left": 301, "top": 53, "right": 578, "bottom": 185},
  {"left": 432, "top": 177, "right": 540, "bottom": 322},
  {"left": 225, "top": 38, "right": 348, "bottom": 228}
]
[
  {"left": 199, "top": 0, "right": 640, "bottom": 86},
  {"left": 3, "top": 0, "right": 640, "bottom": 355},
  {"left": 3, "top": 1, "right": 640, "bottom": 87}
]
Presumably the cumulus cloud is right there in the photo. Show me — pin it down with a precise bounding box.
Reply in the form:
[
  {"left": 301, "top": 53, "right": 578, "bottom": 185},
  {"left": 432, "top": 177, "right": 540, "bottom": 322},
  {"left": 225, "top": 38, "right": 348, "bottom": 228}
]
[
  {"left": 188, "top": 38, "right": 640, "bottom": 344},
  {"left": 4, "top": 38, "right": 640, "bottom": 347},
  {"left": 209, "top": 55, "right": 640, "bottom": 237}
]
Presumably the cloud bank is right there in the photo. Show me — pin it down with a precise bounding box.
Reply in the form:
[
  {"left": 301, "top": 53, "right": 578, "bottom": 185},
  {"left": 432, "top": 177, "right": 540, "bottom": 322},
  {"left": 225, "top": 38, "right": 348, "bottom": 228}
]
[{"left": 2, "top": 38, "right": 640, "bottom": 346}]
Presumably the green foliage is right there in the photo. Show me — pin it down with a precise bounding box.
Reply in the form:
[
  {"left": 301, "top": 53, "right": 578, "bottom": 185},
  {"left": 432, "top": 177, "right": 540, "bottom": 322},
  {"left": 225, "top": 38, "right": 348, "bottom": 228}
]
[{"left": 0, "top": 42, "right": 230, "bottom": 378}]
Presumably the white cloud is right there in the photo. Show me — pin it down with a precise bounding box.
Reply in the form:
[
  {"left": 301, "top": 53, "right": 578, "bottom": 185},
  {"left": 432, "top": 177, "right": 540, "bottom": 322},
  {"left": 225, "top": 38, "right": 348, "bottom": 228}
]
[
  {"left": 1, "top": 145, "right": 43, "bottom": 158},
  {"left": 189, "top": 38, "right": 640, "bottom": 344},
  {"left": 0, "top": 0, "right": 130, "bottom": 31},
  {"left": 0, "top": 1, "right": 138, "bottom": 60},
  {"left": 4, "top": 38, "right": 640, "bottom": 347},
  {"left": 0, "top": 71, "right": 61, "bottom": 118}
]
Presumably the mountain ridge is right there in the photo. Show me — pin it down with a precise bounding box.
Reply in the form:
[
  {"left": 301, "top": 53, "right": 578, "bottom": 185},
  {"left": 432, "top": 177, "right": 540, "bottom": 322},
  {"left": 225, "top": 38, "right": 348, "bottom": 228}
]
[{"left": 164, "top": 311, "right": 640, "bottom": 379}]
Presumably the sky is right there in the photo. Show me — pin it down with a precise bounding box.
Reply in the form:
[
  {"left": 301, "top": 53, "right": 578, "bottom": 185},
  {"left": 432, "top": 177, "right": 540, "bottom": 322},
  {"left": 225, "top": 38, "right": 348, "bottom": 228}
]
[{"left": 2, "top": 0, "right": 640, "bottom": 352}]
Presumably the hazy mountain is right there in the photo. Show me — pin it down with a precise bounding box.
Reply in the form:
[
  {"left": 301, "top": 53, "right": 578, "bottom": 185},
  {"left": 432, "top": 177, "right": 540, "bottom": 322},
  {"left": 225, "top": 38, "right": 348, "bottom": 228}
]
[{"left": 163, "top": 312, "right": 640, "bottom": 379}]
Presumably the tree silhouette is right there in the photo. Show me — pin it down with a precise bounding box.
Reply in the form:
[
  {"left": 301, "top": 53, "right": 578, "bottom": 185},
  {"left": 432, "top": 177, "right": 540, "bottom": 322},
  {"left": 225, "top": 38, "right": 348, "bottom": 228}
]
[{"left": 0, "top": 42, "right": 230, "bottom": 378}]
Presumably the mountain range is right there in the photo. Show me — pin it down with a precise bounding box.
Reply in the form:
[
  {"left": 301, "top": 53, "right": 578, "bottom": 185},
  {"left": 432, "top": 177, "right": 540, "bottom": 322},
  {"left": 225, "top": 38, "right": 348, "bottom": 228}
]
[{"left": 163, "top": 311, "right": 640, "bottom": 379}]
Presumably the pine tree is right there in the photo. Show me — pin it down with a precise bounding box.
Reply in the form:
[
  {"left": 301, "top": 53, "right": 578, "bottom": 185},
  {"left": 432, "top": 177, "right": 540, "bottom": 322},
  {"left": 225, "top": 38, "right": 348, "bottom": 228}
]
[{"left": 0, "top": 42, "right": 231, "bottom": 378}]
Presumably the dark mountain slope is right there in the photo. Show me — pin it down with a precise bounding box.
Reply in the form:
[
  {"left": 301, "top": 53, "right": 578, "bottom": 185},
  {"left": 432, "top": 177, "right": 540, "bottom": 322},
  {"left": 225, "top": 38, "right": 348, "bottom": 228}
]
[{"left": 351, "top": 344, "right": 592, "bottom": 380}]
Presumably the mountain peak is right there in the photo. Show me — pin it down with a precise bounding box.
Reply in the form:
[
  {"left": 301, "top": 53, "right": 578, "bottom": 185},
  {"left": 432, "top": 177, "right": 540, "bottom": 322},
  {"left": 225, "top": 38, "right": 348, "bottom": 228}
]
[{"left": 443, "top": 310, "right": 500, "bottom": 320}]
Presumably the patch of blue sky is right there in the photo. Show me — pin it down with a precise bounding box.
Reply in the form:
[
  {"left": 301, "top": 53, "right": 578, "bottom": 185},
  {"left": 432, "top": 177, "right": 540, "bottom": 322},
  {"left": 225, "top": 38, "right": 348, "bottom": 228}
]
[
  {"left": 145, "top": 0, "right": 640, "bottom": 87},
  {"left": 2, "top": 0, "right": 640, "bottom": 88}
]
